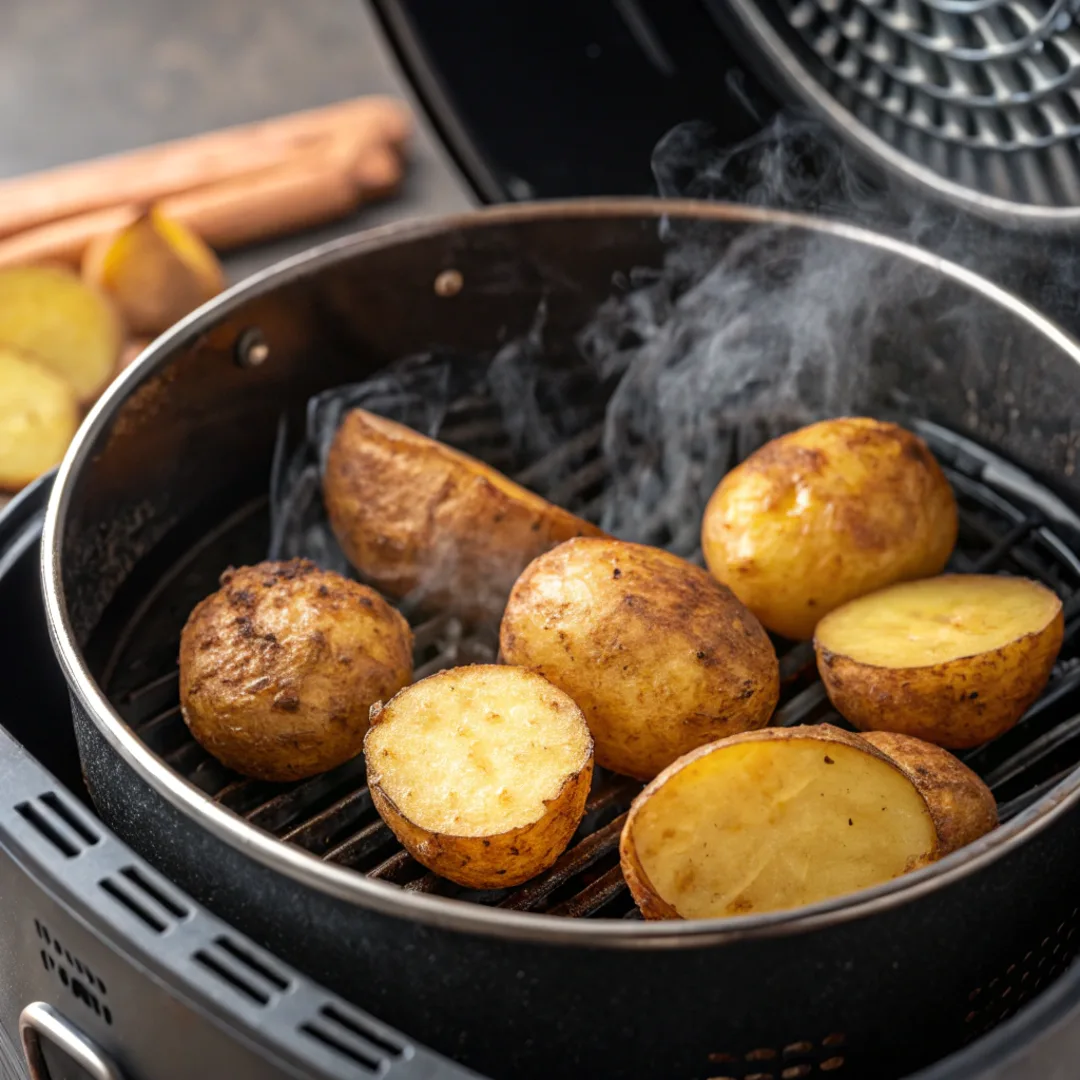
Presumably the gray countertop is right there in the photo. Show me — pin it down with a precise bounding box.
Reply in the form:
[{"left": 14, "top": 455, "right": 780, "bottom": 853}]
[{"left": 0, "top": 0, "right": 475, "bottom": 280}]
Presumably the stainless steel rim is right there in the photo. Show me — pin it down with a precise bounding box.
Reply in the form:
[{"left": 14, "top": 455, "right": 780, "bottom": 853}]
[
  {"left": 713, "top": 0, "right": 1080, "bottom": 228},
  {"left": 40, "top": 198, "right": 1080, "bottom": 947}
]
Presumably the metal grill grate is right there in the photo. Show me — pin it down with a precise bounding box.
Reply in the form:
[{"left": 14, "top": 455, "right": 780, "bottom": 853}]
[
  {"left": 103, "top": 416, "right": 1080, "bottom": 920},
  {"left": 747, "top": 0, "right": 1080, "bottom": 210}
]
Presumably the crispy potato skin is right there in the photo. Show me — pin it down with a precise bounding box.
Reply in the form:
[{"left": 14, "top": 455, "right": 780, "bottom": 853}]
[
  {"left": 862, "top": 732, "right": 997, "bottom": 855},
  {"left": 500, "top": 537, "right": 780, "bottom": 780},
  {"left": 620, "top": 724, "right": 938, "bottom": 920},
  {"left": 324, "top": 409, "right": 604, "bottom": 623},
  {"left": 365, "top": 666, "right": 594, "bottom": 889},
  {"left": 817, "top": 608, "right": 1064, "bottom": 749},
  {"left": 369, "top": 758, "right": 593, "bottom": 890},
  {"left": 179, "top": 559, "right": 413, "bottom": 782},
  {"left": 702, "top": 418, "right": 958, "bottom": 640}
]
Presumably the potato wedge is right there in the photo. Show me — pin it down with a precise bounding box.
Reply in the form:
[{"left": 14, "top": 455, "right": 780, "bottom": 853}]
[
  {"left": 83, "top": 209, "right": 225, "bottom": 336},
  {"left": 180, "top": 559, "right": 413, "bottom": 782},
  {"left": 365, "top": 664, "right": 593, "bottom": 889},
  {"left": 620, "top": 724, "right": 939, "bottom": 920},
  {"left": 0, "top": 266, "right": 121, "bottom": 401},
  {"left": 815, "top": 574, "right": 1063, "bottom": 748},
  {"left": 0, "top": 346, "right": 79, "bottom": 490},
  {"left": 861, "top": 731, "right": 997, "bottom": 855},
  {"left": 324, "top": 408, "right": 604, "bottom": 623},
  {"left": 702, "top": 417, "right": 958, "bottom": 640},
  {"left": 500, "top": 537, "right": 779, "bottom": 781}
]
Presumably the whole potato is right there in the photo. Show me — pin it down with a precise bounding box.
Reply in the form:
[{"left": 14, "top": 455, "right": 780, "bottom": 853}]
[
  {"left": 499, "top": 537, "right": 779, "bottom": 780},
  {"left": 179, "top": 559, "right": 413, "bottom": 782},
  {"left": 701, "top": 417, "right": 958, "bottom": 640}
]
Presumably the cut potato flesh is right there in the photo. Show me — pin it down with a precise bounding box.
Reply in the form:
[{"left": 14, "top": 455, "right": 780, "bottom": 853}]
[
  {"left": 366, "top": 665, "right": 594, "bottom": 888},
  {"left": 0, "top": 346, "right": 79, "bottom": 490},
  {"left": 0, "top": 266, "right": 120, "bottom": 401},
  {"left": 622, "top": 728, "right": 937, "bottom": 919},
  {"left": 817, "top": 575, "right": 1062, "bottom": 667}
]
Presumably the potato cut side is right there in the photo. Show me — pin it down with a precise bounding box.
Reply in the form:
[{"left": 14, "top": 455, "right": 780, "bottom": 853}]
[
  {"left": 620, "top": 726, "right": 937, "bottom": 920},
  {"left": 366, "top": 664, "right": 594, "bottom": 888},
  {"left": 0, "top": 346, "right": 79, "bottom": 490},
  {"left": 861, "top": 732, "right": 997, "bottom": 856},
  {"left": 0, "top": 266, "right": 121, "bottom": 401},
  {"left": 815, "top": 575, "right": 1063, "bottom": 748}
]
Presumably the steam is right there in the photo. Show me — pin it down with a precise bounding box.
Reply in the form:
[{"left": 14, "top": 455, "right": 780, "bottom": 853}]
[{"left": 269, "top": 111, "right": 1018, "bottom": 603}]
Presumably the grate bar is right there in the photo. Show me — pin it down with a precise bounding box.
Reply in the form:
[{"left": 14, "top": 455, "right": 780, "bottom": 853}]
[{"left": 548, "top": 865, "right": 628, "bottom": 918}]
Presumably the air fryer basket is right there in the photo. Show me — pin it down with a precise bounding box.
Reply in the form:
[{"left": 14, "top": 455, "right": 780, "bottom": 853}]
[{"left": 42, "top": 201, "right": 1080, "bottom": 1080}]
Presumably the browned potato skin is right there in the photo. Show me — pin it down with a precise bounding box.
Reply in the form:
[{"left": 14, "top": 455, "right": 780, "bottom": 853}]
[
  {"left": 500, "top": 537, "right": 780, "bottom": 781},
  {"left": 324, "top": 409, "right": 604, "bottom": 623},
  {"left": 368, "top": 744, "right": 593, "bottom": 891},
  {"left": 817, "top": 609, "right": 1064, "bottom": 750},
  {"left": 179, "top": 559, "right": 413, "bottom": 782},
  {"left": 702, "top": 418, "right": 958, "bottom": 640},
  {"left": 861, "top": 732, "right": 997, "bottom": 855},
  {"left": 620, "top": 724, "right": 936, "bottom": 920}
]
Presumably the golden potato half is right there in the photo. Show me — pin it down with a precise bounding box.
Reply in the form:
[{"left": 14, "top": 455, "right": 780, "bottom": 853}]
[
  {"left": 815, "top": 574, "right": 1063, "bottom": 749},
  {"left": 365, "top": 664, "right": 594, "bottom": 889},
  {"left": 702, "top": 417, "right": 958, "bottom": 640},
  {"left": 324, "top": 409, "right": 604, "bottom": 623},
  {"left": 861, "top": 731, "right": 997, "bottom": 855},
  {"left": 0, "top": 346, "right": 79, "bottom": 491},
  {"left": 620, "top": 725, "right": 939, "bottom": 921},
  {"left": 0, "top": 266, "right": 121, "bottom": 402},
  {"left": 180, "top": 559, "right": 413, "bottom": 782},
  {"left": 500, "top": 537, "right": 779, "bottom": 781}
]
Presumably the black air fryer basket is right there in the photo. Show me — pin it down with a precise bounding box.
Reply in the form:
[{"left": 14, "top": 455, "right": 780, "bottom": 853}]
[{"left": 35, "top": 199, "right": 1080, "bottom": 1080}]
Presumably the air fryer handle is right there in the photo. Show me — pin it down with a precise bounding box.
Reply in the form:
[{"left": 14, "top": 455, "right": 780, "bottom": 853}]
[{"left": 19, "top": 1002, "right": 124, "bottom": 1080}]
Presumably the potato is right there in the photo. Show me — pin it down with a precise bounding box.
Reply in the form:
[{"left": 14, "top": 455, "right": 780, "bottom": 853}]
[
  {"left": 619, "top": 724, "right": 939, "bottom": 920},
  {"left": 83, "top": 209, "right": 225, "bottom": 336},
  {"left": 0, "top": 346, "right": 79, "bottom": 490},
  {"left": 0, "top": 266, "right": 121, "bottom": 401},
  {"left": 499, "top": 537, "right": 779, "bottom": 781},
  {"left": 179, "top": 559, "right": 413, "bottom": 782},
  {"left": 365, "top": 664, "right": 593, "bottom": 889},
  {"left": 702, "top": 417, "right": 958, "bottom": 640},
  {"left": 324, "top": 408, "right": 604, "bottom": 623},
  {"left": 861, "top": 731, "right": 997, "bottom": 855},
  {"left": 815, "top": 574, "right": 1063, "bottom": 749}
]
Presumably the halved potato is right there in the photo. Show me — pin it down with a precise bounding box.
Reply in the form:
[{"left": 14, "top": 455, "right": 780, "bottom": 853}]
[
  {"left": 861, "top": 731, "right": 997, "bottom": 855},
  {"left": 619, "top": 724, "right": 938, "bottom": 920},
  {"left": 815, "top": 574, "right": 1063, "bottom": 749},
  {"left": 0, "top": 266, "right": 121, "bottom": 401},
  {"left": 500, "top": 537, "right": 779, "bottom": 781},
  {"left": 702, "top": 417, "right": 958, "bottom": 640},
  {"left": 179, "top": 559, "right": 413, "bottom": 782},
  {"left": 365, "top": 664, "right": 593, "bottom": 889},
  {"left": 0, "top": 346, "right": 79, "bottom": 490},
  {"left": 324, "top": 409, "right": 604, "bottom": 623}
]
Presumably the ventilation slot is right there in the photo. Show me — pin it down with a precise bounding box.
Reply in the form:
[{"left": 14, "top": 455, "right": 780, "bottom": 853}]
[
  {"left": 192, "top": 937, "right": 292, "bottom": 1006},
  {"left": 15, "top": 792, "right": 100, "bottom": 858},
  {"left": 99, "top": 866, "right": 189, "bottom": 934},
  {"left": 299, "top": 1003, "right": 406, "bottom": 1073}
]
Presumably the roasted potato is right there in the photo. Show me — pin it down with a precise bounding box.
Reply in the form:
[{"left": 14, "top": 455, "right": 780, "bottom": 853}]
[
  {"left": 702, "top": 417, "right": 958, "bottom": 640},
  {"left": 620, "top": 724, "right": 939, "bottom": 920},
  {"left": 179, "top": 559, "right": 413, "bottom": 782},
  {"left": 0, "top": 266, "right": 121, "bottom": 401},
  {"left": 815, "top": 574, "right": 1063, "bottom": 749},
  {"left": 0, "top": 346, "right": 79, "bottom": 490},
  {"left": 499, "top": 537, "right": 779, "bottom": 780},
  {"left": 365, "top": 664, "right": 594, "bottom": 889},
  {"left": 861, "top": 731, "right": 997, "bottom": 855},
  {"left": 324, "top": 408, "right": 604, "bottom": 623}
]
